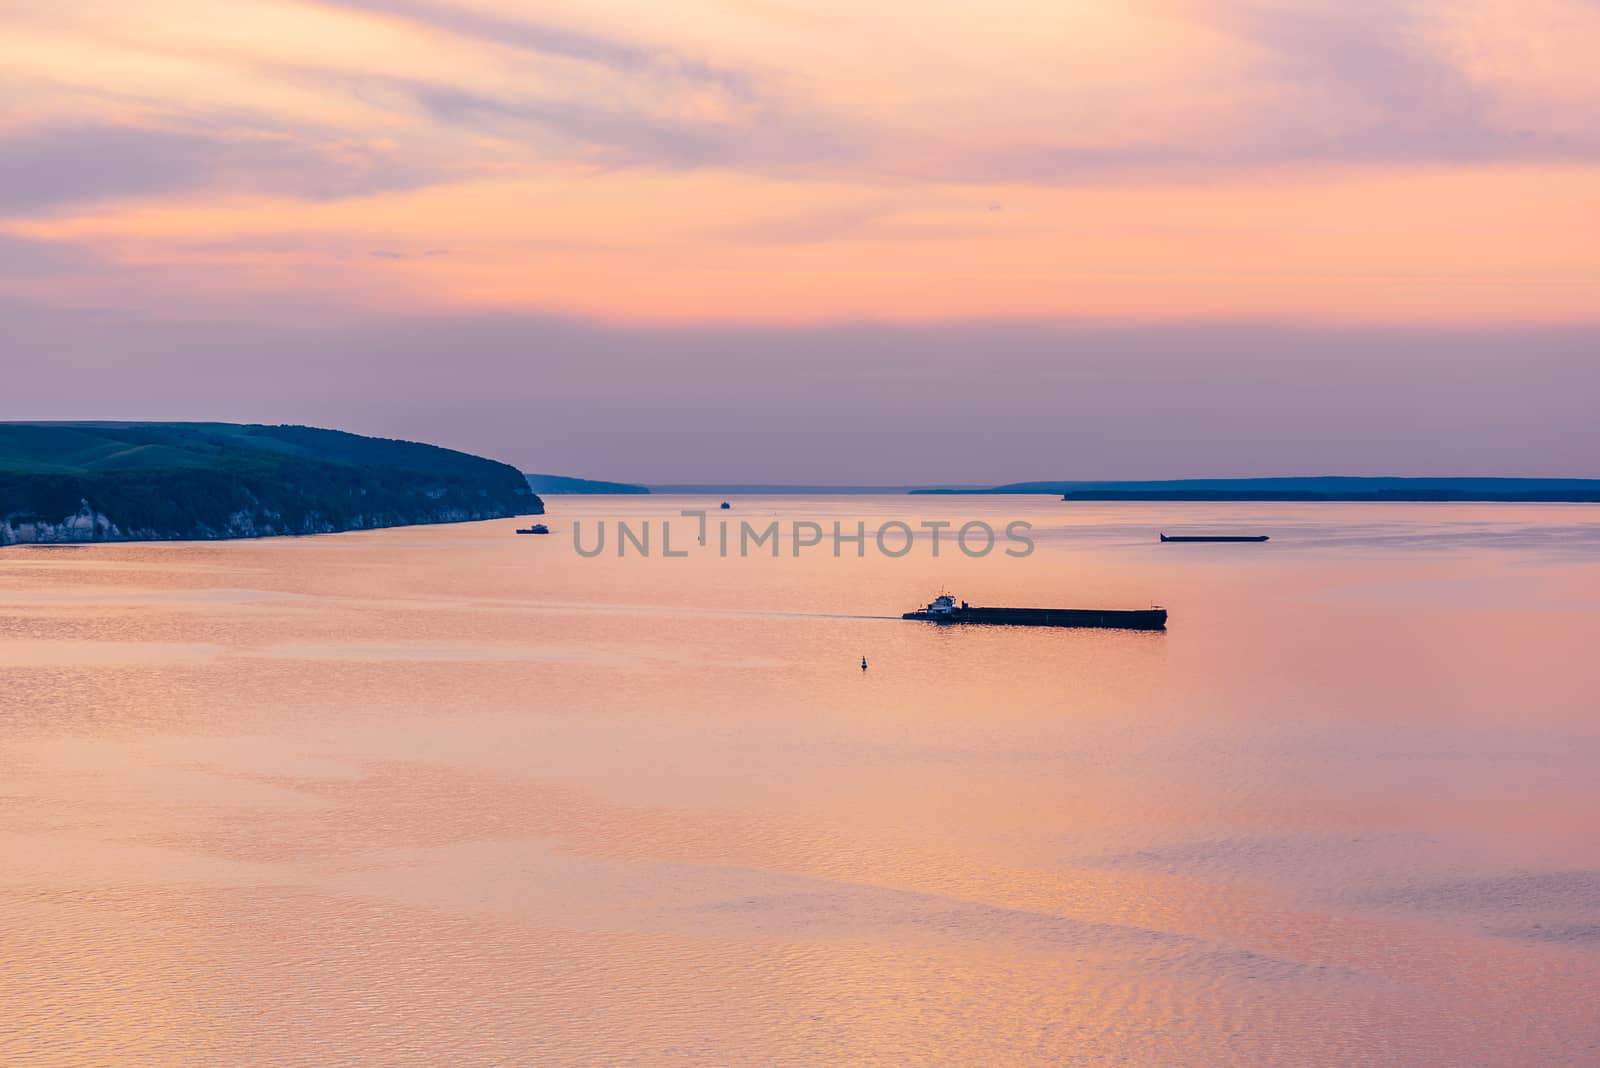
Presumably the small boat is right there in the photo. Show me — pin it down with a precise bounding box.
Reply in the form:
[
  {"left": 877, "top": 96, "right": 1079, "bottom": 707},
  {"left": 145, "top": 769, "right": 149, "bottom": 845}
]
[
  {"left": 720, "top": 501, "right": 732, "bottom": 509},
  {"left": 903, "top": 593, "right": 1166, "bottom": 630},
  {"left": 515, "top": 523, "right": 550, "bottom": 535},
  {"left": 1159, "top": 533, "right": 1268, "bottom": 543}
]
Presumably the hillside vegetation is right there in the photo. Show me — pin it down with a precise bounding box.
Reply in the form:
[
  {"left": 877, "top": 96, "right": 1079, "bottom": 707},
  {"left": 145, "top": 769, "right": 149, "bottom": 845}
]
[{"left": 0, "top": 423, "right": 543, "bottom": 544}]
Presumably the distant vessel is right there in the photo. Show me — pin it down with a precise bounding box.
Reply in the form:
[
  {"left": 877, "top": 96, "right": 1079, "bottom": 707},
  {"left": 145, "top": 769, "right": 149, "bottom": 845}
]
[
  {"left": 1159, "top": 533, "right": 1268, "bottom": 543},
  {"left": 720, "top": 501, "right": 731, "bottom": 509},
  {"left": 515, "top": 523, "right": 550, "bottom": 535},
  {"left": 903, "top": 593, "right": 1166, "bottom": 631}
]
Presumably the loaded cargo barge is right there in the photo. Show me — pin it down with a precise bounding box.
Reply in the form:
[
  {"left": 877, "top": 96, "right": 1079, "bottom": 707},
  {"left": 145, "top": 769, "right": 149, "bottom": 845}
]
[
  {"left": 903, "top": 594, "right": 1166, "bottom": 631},
  {"left": 1160, "top": 533, "right": 1267, "bottom": 542}
]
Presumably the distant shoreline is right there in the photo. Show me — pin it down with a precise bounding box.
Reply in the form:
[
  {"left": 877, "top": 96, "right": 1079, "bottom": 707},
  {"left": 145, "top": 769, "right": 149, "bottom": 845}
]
[
  {"left": 0, "top": 513, "right": 541, "bottom": 550},
  {"left": 564, "top": 476, "right": 1600, "bottom": 501},
  {"left": 915, "top": 491, "right": 1600, "bottom": 502},
  {"left": 648, "top": 485, "right": 979, "bottom": 495},
  {"left": 910, "top": 476, "right": 1600, "bottom": 502}
]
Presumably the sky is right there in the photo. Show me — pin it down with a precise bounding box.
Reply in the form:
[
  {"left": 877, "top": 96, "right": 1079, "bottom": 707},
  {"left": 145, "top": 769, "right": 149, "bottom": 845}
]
[{"left": 3, "top": 0, "right": 1599, "bottom": 482}]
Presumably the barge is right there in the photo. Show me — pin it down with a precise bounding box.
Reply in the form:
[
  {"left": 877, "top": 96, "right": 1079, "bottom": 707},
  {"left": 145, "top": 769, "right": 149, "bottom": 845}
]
[
  {"left": 1159, "top": 533, "right": 1267, "bottom": 542},
  {"left": 903, "top": 594, "right": 1166, "bottom": 631}
]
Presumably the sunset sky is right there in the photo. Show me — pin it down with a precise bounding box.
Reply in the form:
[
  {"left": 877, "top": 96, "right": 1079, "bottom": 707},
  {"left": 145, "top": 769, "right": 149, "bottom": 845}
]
[{"left": 4, "top": 0, "right": 1599, "bottom": 481}]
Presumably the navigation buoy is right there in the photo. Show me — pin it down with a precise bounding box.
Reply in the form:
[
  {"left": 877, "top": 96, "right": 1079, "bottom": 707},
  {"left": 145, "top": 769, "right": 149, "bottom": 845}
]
[{"left": 861, "top": 656, "right": 868, "bottom": 671}]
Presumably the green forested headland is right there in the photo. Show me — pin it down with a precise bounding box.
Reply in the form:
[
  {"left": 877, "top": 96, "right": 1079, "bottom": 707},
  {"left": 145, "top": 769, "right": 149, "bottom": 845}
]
[{"left": 0, "top": 423, "right": 543, "bottom": 544}]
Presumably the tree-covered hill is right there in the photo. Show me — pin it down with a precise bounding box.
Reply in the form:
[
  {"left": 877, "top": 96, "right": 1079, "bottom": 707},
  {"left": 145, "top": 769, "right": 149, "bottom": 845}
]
[
  {"left": 0, "top": 423, "right": 543, "bottom": 544},
  {"left": 524, "top": 472, "right": 649, "bottom": 494}
]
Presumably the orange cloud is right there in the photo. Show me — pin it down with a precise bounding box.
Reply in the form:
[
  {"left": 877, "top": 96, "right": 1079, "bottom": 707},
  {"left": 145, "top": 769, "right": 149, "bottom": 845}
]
[{"left": 3, "top": 0, "right": 1599, "bottom": 324}]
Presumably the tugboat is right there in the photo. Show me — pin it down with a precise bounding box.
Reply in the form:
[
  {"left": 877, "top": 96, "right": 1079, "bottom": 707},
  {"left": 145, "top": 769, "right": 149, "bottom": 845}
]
[
  {"left": 515, "top": 523, "right": 550, "bottom": 535},
  {"left": 903, "top": 592, "right": 1166, "bottom": 631}
]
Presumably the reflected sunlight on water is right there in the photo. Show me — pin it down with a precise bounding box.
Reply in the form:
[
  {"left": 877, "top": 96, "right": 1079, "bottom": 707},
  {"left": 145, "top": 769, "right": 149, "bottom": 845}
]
[{"left": 2, "top": 499, "right": 1599, "bottom": 1066}]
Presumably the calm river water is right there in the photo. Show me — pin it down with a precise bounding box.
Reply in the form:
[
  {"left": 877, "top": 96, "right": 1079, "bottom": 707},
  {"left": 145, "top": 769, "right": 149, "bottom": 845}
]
[{"left": 2, "top": 497, "right": 1598, "bottom": 1066}]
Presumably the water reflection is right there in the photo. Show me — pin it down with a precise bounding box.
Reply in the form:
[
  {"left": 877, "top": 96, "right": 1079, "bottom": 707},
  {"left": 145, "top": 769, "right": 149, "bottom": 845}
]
[{"left": 2, "top": 499, "right": 1598, "bottom": 1065}]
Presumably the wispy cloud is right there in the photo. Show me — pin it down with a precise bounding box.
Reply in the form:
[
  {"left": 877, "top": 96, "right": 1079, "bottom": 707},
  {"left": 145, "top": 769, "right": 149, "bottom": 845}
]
[
  {"left": 0, "top": 122, "right": 442, "bottom": 214},
  {"left": 309, "top": 0, "right": 753, "bottom": 91},
  {"left": 934, "top": 0, "right": 1600, "bottom": 183},
  {"left": 2, "top": 0, "right": 1599, "bottom": 324},
  {"left": 1199, "top": 0, "right": 1596, "bottom": 164},
  {"left": 300, "top": 0, "right": 860, "bottom": 172},
  {"left": 0, "top": 234, "right": 101, "bottom": 277},
  {"left": 399, "top": 79, "right": 862, "bottom": 172}
]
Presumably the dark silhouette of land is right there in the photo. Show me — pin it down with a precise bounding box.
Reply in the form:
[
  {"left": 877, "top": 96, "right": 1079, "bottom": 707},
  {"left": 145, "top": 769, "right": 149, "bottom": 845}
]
[
  {"left": 650, "top": 484, "right": 985, "bottom": 494},
  {"left": 1, "top": 422, "right": 542, "bottom": 545},
  {"left": 524, "top": 472, "right": 650, "bottom": 494},
  {"left": 912, "top": 477, "right": 1600, "bottom": 501}
]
